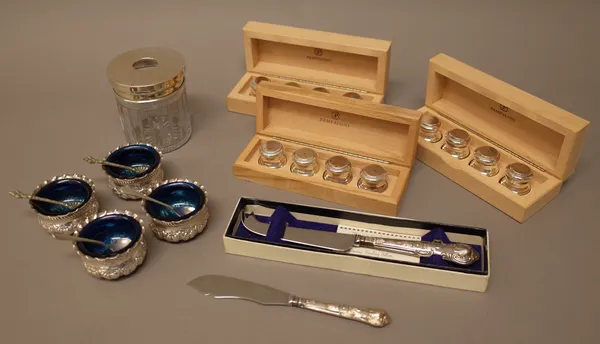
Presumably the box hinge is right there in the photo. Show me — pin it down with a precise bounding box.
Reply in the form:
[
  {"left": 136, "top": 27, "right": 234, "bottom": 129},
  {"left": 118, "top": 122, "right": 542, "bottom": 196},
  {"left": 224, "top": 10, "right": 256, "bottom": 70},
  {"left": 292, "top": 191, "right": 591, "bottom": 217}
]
[{"left": 258, "top": 73, "right": 369, "bottom": 94}]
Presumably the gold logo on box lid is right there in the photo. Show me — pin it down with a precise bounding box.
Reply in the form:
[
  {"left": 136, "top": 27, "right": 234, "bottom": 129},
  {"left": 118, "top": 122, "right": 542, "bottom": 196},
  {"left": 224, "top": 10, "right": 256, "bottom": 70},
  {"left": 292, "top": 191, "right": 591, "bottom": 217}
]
[
  {"left": 490, "top": 103, "right": 516, "bottom": 122},
  {"left": 320, "top": 111, "right": 350, "bottom": 127},
  {"left": 307, "top": 47, "right": 332, "bottom": 62}
]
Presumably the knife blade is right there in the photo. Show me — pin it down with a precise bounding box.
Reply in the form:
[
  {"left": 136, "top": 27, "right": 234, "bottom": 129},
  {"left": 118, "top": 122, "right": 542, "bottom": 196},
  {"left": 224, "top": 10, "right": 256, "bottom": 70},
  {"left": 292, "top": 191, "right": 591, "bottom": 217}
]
[
  {"left": 240, "top": 213, "right": 479, "bottom": 266},
  {"left": 187, "top": 274, "right": 390, "bottom": 327}
]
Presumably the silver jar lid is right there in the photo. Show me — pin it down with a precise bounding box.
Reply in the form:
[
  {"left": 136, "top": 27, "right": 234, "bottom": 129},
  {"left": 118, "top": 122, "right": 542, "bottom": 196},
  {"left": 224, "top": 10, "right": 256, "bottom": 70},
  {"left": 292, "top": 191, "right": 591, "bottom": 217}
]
[
  {"left": 474, "top": 146, "right": 500, "bottom": 166},
  {"left": 106, "top": 47, "right": 186, "bottom": 101},
  {"left": 420, "top": 115, "right": 441, "bottom": 132},
  {"left": 259, "top": 141, "right": 284, "bottom": 158},
  {"left": 326, "top": 156, "right": 351, "bottom": 174},
  {"left": 506, "top": 163, "right": 533, "bottom": 182},
  {"left": 360, "top": 164, "right": 387, "bottom": 183},
  {"left": 293, "top": 148, "right": 317, "bottom": 165},
  {"left": 446, "top": 129, "right": 470, "bottom": 148}
]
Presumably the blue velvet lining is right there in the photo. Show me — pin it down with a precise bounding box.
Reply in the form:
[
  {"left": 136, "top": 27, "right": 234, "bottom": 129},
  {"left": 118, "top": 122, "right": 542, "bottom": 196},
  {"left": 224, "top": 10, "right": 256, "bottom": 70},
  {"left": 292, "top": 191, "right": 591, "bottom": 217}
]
[{"left": 233, "top": 206, "right": 483, "bottom": 272}]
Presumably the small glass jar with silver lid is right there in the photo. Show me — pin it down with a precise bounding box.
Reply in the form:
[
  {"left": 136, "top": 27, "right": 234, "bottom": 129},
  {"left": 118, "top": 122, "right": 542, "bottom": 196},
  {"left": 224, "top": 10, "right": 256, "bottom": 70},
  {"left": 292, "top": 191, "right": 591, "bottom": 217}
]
[
  {"left": 323, "top": 156, "right": 353, "bottom": 184},
  {"left": 290, "top": 148, "right": 319, "bottom": 176},
  {"left": 258, "top": 140, "right": 287, "bottom": 168},
  {"left": 419, "top": 114, "right": 442, "bottom": 143},
  {"left": 107, "top": 47, "right": 192, "bottom": 153},
  {"left": 500, "top": 163, "right": 534, "bottom": 196},
  {"left": 357, "top": 164, "right": 388, "bottom": 193},
  {"left": 469, "top": 146, "right": 501, "bottom": 177},
  {"left": 441, "top": 129, "right": 471, "bottom": 159}
]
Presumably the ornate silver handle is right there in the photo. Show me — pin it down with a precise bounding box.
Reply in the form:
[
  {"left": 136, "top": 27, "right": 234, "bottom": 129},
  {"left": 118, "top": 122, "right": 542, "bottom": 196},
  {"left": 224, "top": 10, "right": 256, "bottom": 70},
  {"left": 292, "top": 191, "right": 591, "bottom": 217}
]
[
  {"left": 356, "top": 236, "right": 480, "bottom": 266},
  {"left": 289, "top": 295, "right": 390, "bottom": 327}
]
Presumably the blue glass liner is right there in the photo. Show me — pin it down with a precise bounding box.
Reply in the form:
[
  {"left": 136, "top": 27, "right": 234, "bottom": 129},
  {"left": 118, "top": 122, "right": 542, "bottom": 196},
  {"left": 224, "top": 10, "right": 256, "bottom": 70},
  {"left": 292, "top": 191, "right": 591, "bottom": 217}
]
[
  {"left": 76, "top": 214, "right": 142, "bottom": 258},
  {"left": 233, "top": 206, "right": 483, "bottom": 272},
  {"left": 31, "top": 179, "right": 92, "bottom": 216},
  {"left": 103, "top": 144, "right": 160, "bottom": 179},
  {"left": 145, "top": 181, "right": 205, "bottom": 222}
]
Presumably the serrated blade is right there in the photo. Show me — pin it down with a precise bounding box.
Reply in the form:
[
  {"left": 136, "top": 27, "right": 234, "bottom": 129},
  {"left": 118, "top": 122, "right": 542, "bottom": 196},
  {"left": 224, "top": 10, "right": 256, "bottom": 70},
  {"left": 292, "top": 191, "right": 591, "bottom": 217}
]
[{"left": 187, "top": 275, "right": 292, "bottom": 306}]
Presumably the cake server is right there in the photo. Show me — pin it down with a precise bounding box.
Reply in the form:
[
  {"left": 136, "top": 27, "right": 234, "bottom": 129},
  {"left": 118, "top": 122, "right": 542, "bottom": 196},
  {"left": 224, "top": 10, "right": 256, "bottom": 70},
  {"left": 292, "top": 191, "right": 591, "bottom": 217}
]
[
  {"left": 187, "top": 274, "right": 390, "bottom": 327},
  {"left": 241, "top": 213, "right": 479, "bottom": 266}
]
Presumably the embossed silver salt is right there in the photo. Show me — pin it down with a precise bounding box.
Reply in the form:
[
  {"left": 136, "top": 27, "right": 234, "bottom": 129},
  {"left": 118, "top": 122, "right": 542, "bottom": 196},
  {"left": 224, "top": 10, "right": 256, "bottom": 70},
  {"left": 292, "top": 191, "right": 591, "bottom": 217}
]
[
  {"left": 26, "top": 174, "right": 99, "bottom": 236},
  {"left": 73, "top": 210, "right": 147, "bottom": 280},
  {"left": 142, "top": 179, "right": 209, "bottom": 242}
]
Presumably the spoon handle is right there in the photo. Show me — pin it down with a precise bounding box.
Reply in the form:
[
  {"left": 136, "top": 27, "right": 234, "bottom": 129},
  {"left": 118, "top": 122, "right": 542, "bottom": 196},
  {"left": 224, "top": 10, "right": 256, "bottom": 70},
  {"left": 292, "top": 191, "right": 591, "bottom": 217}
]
[
  {"left": 54, "top": 234, "right": 109, "bottom": 247},
  {"left": 83, "top": 156, "right": 137, "bottom": 172},
  {"left": 9, "top": 191, "right": 72, "bottom": 208},
  {"left": 120, "top": 187, "right": 177, "bottom": 212}
]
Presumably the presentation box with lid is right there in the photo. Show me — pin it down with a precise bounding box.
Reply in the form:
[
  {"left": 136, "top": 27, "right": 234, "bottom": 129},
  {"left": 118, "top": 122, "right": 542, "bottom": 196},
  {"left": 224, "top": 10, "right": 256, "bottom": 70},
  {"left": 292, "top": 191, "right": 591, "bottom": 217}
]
[
  {"left": 227, "top": 21, "right": 392, "bottom": 116},
  {"left": 417, "top": 53, "right": 590, "bottom": 223},
  {"left": 223, "top": 197, "right": 491, "bottom": 293},
  {"left": 232, "top": 82, "right": 421, "bottom": 216}
]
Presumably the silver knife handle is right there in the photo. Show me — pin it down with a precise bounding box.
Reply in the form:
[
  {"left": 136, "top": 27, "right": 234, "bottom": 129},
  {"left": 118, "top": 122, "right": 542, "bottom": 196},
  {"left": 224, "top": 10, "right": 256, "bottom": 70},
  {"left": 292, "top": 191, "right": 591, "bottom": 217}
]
[
  {"left": 289, "top": 295, "right": 390, "bottom": 327},
  {"left": 356, "top": 236, "right": 479, "bottom": 266}
]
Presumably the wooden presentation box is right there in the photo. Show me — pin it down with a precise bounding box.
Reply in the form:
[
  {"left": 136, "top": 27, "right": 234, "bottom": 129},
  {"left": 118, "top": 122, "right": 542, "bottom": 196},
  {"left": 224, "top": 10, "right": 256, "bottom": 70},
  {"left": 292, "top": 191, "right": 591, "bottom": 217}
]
[
  {"left": 232, "top": 82, "right": 421, "bottom": 216},
  {"left": 417, "top": 53, "right": 590, "bottom": 223},
  {"left": 223, "top": 197, "right": 491, "bottom": 293},
  {"left": 227, "top": 21, "right": 392, "bottom": 116}
]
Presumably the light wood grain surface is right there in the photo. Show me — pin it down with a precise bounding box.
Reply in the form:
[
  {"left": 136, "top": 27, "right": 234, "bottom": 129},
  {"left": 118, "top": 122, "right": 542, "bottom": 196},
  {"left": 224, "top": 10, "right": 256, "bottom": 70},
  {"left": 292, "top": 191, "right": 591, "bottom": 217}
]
[{"left": 0, "top": 1, "right": 598, "bottom": 343}]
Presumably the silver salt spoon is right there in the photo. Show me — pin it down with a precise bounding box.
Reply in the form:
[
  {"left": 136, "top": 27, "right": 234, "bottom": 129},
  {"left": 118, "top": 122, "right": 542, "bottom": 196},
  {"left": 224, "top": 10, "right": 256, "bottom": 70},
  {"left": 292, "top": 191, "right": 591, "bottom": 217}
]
[
  {"left": 9, "top": 190, "right": 81, "bottom": 209},
  {"left": 83, "top": 156, "right": 148, "bottom": 174},
  {"left": 54, "top": 234, "right": 132, "bottom": 253}
]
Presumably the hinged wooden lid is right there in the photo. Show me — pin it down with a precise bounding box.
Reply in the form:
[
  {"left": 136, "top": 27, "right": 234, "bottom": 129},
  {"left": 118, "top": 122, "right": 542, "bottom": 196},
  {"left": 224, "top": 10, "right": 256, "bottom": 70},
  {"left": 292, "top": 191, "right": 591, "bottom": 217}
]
[
  {"left": 425, "top": 53, "right": 590, "bottom": 180},
  {"left": 243, "top": 21, "right": 391, "bottom": 95},
  {"left": 255, "top": 82, "right": 421, "bottom": 167}
]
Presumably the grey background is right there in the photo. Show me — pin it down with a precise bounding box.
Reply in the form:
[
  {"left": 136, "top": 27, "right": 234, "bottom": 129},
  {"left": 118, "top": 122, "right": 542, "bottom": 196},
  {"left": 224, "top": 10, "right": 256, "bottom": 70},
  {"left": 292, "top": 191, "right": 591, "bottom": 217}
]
[{"left": 1, "top": 1, "right": 598, "bottom": 343}]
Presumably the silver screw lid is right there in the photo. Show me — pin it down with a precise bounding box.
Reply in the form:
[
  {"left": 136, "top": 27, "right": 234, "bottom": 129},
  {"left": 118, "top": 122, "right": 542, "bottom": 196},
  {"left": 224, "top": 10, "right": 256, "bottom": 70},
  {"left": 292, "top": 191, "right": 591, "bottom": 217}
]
[
  {"left": 360, "top": 164, "right": 387, "bottom": 183},
  {"left": 259, "top": 140, "right": 284, "bottom": 158},
  {"left": 474, "top": 146, "right": 500, "bottom": 166},
  {"left": 293, "top": 148, "right": 317, "bottom": 165},
  {"left": 326, "top": 156, "right": 351, "bottom": 174},
  {"left": 446, "top": 129, "right": 470, "bottom": 148},
  {"left": 506, "top": 163, "right": 533, "bottom": 182},
  {"left": 420, "top": 115, "right": 441, "bottom": 132}
]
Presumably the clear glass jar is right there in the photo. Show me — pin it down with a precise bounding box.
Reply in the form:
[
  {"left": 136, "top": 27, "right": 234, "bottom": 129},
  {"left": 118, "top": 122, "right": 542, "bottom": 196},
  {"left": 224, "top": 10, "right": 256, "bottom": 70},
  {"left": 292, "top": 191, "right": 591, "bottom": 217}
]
[
  {"left": 441, "top": 128, "right": 471, "bottom": 159},
  {"left": 107, "top": 47, "right": 192, "bottom": 153},
  {"left": 258, "top": 140, "right": 287, "bottom": 168},
  {"left": 357, "top": 164, "right": 388, "bottom": 192},
  {"left": 469, "top": 146, "right": 501, "bottom": 177},
  {"left": 500, "top": 163, "right": 533, "bottom": 196},
  {"left": 290, "top": 148, "right": 319, "bottom": 176},
  {"left": 323, "top": 156, "right": 352, "bottom": 184},
  {"left": 419, "top": 114, "right": 442, "bottom": 143}
]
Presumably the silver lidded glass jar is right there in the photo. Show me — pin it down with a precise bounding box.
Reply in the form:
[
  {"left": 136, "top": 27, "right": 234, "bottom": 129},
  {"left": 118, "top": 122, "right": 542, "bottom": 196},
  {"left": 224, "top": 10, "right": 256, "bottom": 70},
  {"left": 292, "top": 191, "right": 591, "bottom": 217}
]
[
  {"left": 107, "top": 47, "right": 192, "bottom": 153},
  {"left": 357, "top": 164, "right": 388, "bottom": 193}
]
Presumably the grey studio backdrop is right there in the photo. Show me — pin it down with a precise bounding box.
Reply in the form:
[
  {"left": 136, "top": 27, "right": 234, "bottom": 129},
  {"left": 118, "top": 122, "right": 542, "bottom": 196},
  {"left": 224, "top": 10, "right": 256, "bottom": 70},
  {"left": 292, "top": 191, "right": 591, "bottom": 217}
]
[{"left": 0, "top": 1, "right": 598, "bottom": 343}]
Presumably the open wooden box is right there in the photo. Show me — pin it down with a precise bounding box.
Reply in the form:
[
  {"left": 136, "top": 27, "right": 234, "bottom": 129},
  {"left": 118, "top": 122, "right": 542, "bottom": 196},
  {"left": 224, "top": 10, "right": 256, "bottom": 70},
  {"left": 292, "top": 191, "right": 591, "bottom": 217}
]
[
  {"left": 232, "top": 82, "right": 421, "bottom": 216},
  {"left": 417, "top": 53, "right": 590, "bottom": 223},
  {"left": 227, "top": 21, "right": 392, "bottom": 116}
]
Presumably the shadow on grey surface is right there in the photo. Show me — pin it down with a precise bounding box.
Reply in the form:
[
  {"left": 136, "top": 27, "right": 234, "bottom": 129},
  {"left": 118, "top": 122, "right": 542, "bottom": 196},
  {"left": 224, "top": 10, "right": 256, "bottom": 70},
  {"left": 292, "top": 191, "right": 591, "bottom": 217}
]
[{"left": 187, "top": 93, "right": 224, "bottom": 133}]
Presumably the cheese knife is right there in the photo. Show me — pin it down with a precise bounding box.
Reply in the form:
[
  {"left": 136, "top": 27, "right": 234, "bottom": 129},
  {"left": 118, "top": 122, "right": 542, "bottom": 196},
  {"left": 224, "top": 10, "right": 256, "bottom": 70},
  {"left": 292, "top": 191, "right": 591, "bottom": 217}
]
[
  {"left": 187, "top": 274, "right": 390, "bottom": 327},
  {"left": 241, "top": 212, "right": 479, "bottom": 266}
]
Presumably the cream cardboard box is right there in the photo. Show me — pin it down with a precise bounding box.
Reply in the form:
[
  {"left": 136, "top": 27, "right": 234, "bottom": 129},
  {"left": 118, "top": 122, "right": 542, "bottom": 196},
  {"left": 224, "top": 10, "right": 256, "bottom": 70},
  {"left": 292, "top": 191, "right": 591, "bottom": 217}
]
[{"left": 223, "top": 197, "right": 491, "bottom": 293}]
